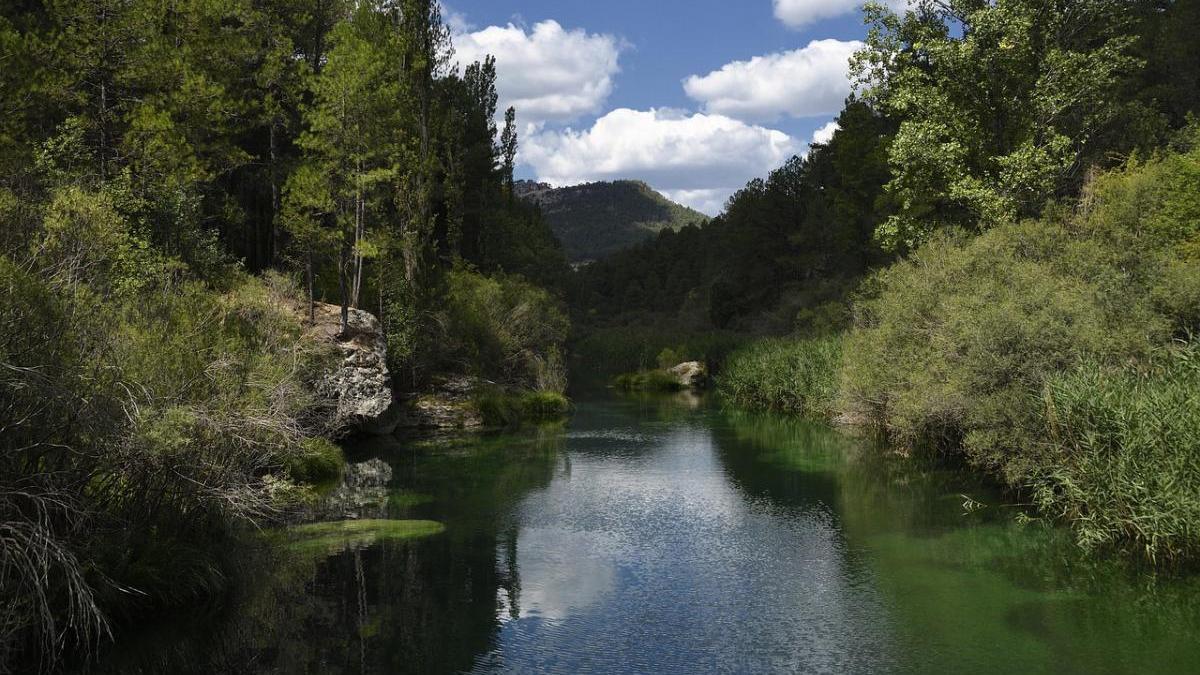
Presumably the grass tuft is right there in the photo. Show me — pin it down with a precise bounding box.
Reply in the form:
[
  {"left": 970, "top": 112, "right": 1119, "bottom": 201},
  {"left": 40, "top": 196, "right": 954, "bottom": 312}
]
[{"left": 718, "top": 336, "right": 843, "bottom": 418}]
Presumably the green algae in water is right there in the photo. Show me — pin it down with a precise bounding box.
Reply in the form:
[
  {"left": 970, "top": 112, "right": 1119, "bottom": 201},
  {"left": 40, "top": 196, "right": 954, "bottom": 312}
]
[
  {"left": 389, "top": 490, "right": 435, "bottom": 510},
  {"left": 280, "top": 519, "right": 445, "bottom": 556}
]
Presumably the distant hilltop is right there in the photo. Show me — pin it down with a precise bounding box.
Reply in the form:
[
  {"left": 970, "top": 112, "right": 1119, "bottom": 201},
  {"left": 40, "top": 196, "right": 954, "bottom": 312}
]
[{"left": 514, "top": 180, "right": 709, "bottom": 262}]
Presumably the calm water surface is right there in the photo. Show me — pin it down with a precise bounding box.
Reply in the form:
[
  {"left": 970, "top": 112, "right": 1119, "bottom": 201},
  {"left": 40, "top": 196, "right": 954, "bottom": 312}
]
[{"left": 101, "top": 391, "right": 1200, "bottom": 674}]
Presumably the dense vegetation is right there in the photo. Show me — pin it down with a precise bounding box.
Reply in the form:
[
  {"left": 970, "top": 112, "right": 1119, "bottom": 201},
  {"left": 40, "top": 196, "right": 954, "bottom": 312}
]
[
  {"left": 514, "top": 179, "right": 709, "bottom": 263},
  {"left": 0, "top": 0, "right": 569, "bottom": 669},
  {"left": 576, "top": 0, "right": 1200, "bottom": 563},
  {"left": 3, "top": 0, "right": 1200, "bottom": 668},
  {"left": 842, "top": 135, "right": 1200, "bottom": 562},
  {"left": 569, "top": 99, "right": 896, "bottom": 334}
]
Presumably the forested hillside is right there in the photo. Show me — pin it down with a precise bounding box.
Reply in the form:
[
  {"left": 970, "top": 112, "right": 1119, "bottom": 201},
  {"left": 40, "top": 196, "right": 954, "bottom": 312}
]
[
  {"left": 514, "top": 179, "right": 709, "bottom": 262},
  {"left": 574, "top": 0, "right": 1200, "bottom": 563},
  {"left": 570, "top": 100, "right": 895, "bottom": 333},
  {"left": 0, "top": 0, "right": 568, "bottom": 668},
  {"left": 573, "top": 0, "right": 1199, "bottom": 334}
]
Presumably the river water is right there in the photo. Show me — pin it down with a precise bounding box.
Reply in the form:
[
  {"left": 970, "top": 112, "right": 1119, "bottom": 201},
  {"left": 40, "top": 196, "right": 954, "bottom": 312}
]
[{"left": 100, "top": 391, "right": 1200, "bottom": 674}]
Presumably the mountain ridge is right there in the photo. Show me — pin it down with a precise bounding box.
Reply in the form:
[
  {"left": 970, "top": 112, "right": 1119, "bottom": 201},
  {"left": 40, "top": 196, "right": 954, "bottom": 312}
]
[{"left": 515, "top": 179, "right": 709, "bottom": 262}]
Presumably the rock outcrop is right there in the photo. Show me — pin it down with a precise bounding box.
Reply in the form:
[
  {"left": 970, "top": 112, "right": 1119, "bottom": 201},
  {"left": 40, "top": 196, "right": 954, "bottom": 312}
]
[
  {"left": 310, "top": 302, "right": 400, "bottom": 436},
  {"left": 394, "top": 375, "right": 486, "bottom": 430},
  {"left": 669, "top": 361, "right": 708, "bottom": 389}
]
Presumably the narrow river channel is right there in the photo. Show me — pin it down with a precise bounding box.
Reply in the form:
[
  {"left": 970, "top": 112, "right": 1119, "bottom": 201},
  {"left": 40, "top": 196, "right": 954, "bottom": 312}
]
[{"left": 100, "top": 391, "right": 1200, "bottom": 674}]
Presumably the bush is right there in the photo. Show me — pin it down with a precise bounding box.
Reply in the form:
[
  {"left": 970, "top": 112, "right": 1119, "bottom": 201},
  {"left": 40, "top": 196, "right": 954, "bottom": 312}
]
[
  {"left": 0, "top": 191, "right": 341, "bottom": 666},
  {"left": 841, "top": 129, "right": 1200, "bottom": 560},
  {"left": 613, "top": 369, "right": 683, "bottom": 392},
  {"left": 441, "top": 266, "right": 569, "bottom": 392},
  {"left": 719, "top": 336, "right": 843, "bottom": 417},
  {"left": 842, "top": 220, "right": 1155, "bottom": 470},
  {"left": 519, "top": 390, "right": 572, "bottom": 421},
  {"left": 1038, "top": 344, "right": 1200, "bottom": 563},
  {"left": 475, "top": 387, "right": 571, "bottom": 427},
  {"left": 285, "top": 438, "right": 346, "bottom": 485}
]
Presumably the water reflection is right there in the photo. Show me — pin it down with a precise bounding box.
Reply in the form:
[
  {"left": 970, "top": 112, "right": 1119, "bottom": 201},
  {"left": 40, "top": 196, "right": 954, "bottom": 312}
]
[
  {"left": 462, "top": 397, "right": 894, "bottom": 674},
  {"left": 93, "top": 393, "right": 1200, "bottom": 675},
  {"left": 714, "top": 407, "right": 1200, "bottom": 675}
]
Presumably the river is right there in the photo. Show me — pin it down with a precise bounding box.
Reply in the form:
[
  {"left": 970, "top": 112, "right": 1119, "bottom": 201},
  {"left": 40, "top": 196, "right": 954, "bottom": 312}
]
[{"left": 98, "top": 390, "right": 1200, "bottom": 674}]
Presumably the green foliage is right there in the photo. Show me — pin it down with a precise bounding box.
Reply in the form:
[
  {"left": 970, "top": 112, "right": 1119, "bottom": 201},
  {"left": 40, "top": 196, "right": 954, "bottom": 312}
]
[
  {"left": 474, "top": 387, "right": 571, "bottom": 427},
  {"left": 571, "top": 325, "right": 746, "bottom": 377},
  {"left": 280, "top": 519, "right": 445, "bottom": 556},
  {"left": 719, "top": 336, "right": 844, "bottom": 418},
  {"left": 843, "top": 221, "right": 1147, "bottom": 464},
  {"left": 842, "top": 133, "right": 1200, "bottom": 560},
  {"left": 36, "top": 186, "right": 177, "bottom": 297},
  {"left": 655, "top": 348, "right": 681, "bottom": 370},
  {"left": 0, "top": 202, "right": 339, "bottom": 666},
  {"left": 440, "top": 266, "right": 569, "bottom": 391},
  {"left": 613, "top": 369, "right": 684, "bottom": 392},
  {"left": 854, "top": 0, "right": 1191, "bottom": 251},
  {"left": 285, "top": 438, "right": 346, "bottom": 485},
  {"left": 519, "top": 390, "right": 572, "bottom": 421},
  {"left": 1039, "top": 344, "right": 1200, "bottom": 563}
]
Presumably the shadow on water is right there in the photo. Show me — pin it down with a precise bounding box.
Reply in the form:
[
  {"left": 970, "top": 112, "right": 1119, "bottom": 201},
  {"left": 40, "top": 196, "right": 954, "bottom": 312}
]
[
  {"left": 92, "top": 391, "right": 1200, "bottom": 674},
  {"left": 93, "top": 426, "right": 564, "bottom": 675}
]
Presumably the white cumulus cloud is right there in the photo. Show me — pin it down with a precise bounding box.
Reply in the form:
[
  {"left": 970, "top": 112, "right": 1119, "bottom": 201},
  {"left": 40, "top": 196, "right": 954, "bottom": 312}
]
[
  {"left": 522, "top": 108, "right": 800, "bottom": 215},
  {"left": 773, "top": 0, "right": 910, "bottom": 29},
  {"left": 659, "top": 189, "right": 734, "bottom": 218},
  {"left": 452, "top": 20, "right": 622, "bottom": 129},
  {"left": 683, "top": 40, "right": 862, "bottom": 122},
  {"left": 811, "top": 120, "right": 840, "bottom": 145}
]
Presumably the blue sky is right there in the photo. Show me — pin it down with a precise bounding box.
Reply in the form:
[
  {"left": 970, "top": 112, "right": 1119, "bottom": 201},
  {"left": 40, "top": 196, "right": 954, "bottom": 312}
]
[{"left": 444, "top": 0, "right": 903, "bottom": 214}]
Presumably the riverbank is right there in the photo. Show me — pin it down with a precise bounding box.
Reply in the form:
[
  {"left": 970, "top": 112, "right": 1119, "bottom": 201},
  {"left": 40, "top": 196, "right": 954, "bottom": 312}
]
[
  {"left": 0, "top": 249, "right": 568, "bottom": 670},
  {"left": 711, "top": 133, "right": 1200, "bottom": 565},
  {"left": 85, "top": 391, "right": 1200, "bottom": 674}
]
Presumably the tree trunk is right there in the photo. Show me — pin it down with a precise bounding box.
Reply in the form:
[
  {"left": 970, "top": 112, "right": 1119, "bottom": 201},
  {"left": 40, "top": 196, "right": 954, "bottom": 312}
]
[
  {"left": 99, "top": 81, "right": 108, "bottom": 183},
  {"left": 339, "top": 233, "right": 351, "bottom": 335},
  {"left": 269, "top": 120, "right": 280, "bottom": 265},
  {"left": 306, "top": 255, "right": 315, "bottom": 323},
  {"left": 352, "top": 167, "right": 365, "bottom": 308}
]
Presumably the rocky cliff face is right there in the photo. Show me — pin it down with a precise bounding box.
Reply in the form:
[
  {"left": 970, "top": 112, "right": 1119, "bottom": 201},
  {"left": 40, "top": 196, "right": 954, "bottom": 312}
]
[
  {"left": 394, "top": 376, "right": 486, "bottom": 430},
  {"left": 309, "top": 302, "right": 400, "bottom": 436},
  {"left": 305, "top": 304, "right": 497, "bottom": 434}
]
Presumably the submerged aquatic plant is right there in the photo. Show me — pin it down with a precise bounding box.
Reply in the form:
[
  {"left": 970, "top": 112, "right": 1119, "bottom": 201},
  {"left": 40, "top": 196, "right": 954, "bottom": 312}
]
[{"left": 280, "top": 520, "right": 446, "bottom": 557}]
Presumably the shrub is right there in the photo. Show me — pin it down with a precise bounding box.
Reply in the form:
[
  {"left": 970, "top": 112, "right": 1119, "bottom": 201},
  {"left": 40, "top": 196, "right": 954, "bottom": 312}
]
[
  {"left": 841, "top": 128, "right": 1200, "bottom": 560},
  {"left": 842, "top": 220, "right": 1155, "bottom": 471},
  {"left": 475, "top": 387, "right": 571, "bottom": 427},
  {"left": 441, "top": 266, "right": 569, "bottom": 392},
  {"left": 719, "top": 336, "right": 843, "bottom": 418},
  {"left": 656, "top": 347, "right": 681, "bottom": 369},
  {"left": 519, "top": 390, "right": 572, "bottom": 421},
  {"left": 285, "top": 438, "right": 346, "bottom": 485},
  {"left": 0, "top": 194, "right": 340, "bottom": 665}
]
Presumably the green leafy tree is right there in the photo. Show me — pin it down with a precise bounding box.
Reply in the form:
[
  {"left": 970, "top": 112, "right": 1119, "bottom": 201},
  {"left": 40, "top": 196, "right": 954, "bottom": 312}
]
[
  {"left": 853, "top": 0, "right": 1148, "bottom": 251},
  {"left": 285, "top": 2, "right": 398, "bottom": 331}
]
